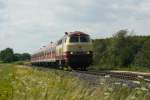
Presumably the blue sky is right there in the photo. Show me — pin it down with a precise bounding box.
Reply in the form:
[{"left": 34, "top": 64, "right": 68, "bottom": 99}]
[{"left": 0, "top": 0, "right": 150, "bottom": 53}]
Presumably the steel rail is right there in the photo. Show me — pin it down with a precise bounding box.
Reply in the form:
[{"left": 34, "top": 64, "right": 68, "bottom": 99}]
[{"left": 74, "top": 70, "right": 150, "bottom": 83}]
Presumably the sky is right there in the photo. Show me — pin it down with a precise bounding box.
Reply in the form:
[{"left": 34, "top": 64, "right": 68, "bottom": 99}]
[{"left": 0, "top": 0, "right": 150, "bottom": 53}]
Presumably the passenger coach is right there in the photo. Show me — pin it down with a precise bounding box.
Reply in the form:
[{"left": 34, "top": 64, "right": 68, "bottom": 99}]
[{"left": 31, "top": 31, "right": 93, "bottom": 70}]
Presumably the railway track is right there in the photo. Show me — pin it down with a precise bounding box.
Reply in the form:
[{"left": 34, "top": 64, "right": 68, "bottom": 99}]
[
  {"left": 74, "top": 70, "right": 150, "bottom": 83},
  {"left": 28, "top": 64, "right": 150, "bottom": 84}
]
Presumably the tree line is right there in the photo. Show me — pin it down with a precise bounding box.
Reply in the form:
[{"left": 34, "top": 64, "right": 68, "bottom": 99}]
[
  {"left": 93, "top": 30, "right": 150, "bottom": 69},
  {"left": 0, "top": 48, "right": 31, "bottom": 63}
]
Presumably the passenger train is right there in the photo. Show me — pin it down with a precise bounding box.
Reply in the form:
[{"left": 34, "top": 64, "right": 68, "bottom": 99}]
[{"left": 31, "top": 31, "right": 93, "bottom": 70}]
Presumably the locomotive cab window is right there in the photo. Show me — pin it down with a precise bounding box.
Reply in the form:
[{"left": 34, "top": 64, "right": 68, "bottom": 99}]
[
  {"left": 69, "top": 36, "right": 79, "bottom": 43},
  {"left": 69, "top": 35, "right": 90, "bottom": 43},
  {"left": 80, "top": 35, "right": 90, "bottom": 42}
]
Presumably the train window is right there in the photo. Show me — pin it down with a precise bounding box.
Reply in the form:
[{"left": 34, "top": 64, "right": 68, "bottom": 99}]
[
  {"left": 62, "top": 38, "right": 66, "bottom": 44},
  {"left": 69, "top": 36, "right": 79, "bottom": 43},
  {"left": 64, "top": 38, "right": 67, "bottom": 43},
  {"left": 57, "top": 40, "right": 62, "bottom": 45},
  {"left": 80, "top": 36, "right": 90, "bottom": 42}
]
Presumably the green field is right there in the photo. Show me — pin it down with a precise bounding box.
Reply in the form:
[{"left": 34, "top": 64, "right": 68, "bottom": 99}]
[{"left": 0, "top": 64, "right": 150, "bottom": 100}]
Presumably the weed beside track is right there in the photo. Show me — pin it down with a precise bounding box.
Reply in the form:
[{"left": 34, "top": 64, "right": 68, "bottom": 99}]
[{"left": 0, "top": 64, "right": 150, "bottom": 100}]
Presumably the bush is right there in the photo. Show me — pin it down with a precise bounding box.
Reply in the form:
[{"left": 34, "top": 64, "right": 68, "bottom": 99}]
[
  {"left": 0, "top": 48, "right": 14, "bottom": 63},
  {"left": 0, "top": 48, "right": 31, "bottom": 63},
  {"left": 93, "top": 30, "right": 150, "bottom": 69},
  {"left": 134, "top": 39, "right": 150, "bottom": 67}
]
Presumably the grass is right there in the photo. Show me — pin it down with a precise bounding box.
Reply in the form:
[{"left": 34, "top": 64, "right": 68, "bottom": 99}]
[{"left": 0, "top": 64, "right": 150, "bottom": 100}]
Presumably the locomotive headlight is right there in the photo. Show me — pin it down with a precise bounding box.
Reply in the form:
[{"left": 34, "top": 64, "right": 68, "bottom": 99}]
[
  {"left": 87, "top": 51, "right": 93, "bottom": 54},
  {"left": 87, "top": 51, "right": 90, "bottom": 54},
  {"left": 70, "top": 52, "right": 73, "bottom": 54}
]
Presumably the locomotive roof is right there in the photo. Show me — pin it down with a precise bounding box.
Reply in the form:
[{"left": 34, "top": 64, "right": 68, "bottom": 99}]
[
  {"left": 32, "top": 31, "right": 89, "bottom": 56},
  {"left": 56, "top": 31, "right": 89, "bottom": 43},
  {"left": 68, "top": 31, "right": 89, "bottom": 36}
]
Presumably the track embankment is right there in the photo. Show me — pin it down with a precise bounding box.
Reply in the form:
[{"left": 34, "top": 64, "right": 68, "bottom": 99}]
[
  {"left": 70, "top": 70, "right": 150, "bottom": 88},
  {"left": 28, "top": 65, "right": 150, "bottom": 88}
]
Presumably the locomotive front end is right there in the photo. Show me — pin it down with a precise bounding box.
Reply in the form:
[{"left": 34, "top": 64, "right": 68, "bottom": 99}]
[{"left": 64, "top": 32, "right": 93, "bottom": 70}]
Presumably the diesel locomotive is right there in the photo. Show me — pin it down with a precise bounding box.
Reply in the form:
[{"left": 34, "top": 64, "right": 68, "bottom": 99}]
[{"left": 31, "top": 31, "right": 93, "bottom": 70}]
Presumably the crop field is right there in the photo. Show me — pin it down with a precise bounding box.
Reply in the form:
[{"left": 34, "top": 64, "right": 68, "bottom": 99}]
[{"left": 0, "top": 64, "right": 150, "bottom": 100}]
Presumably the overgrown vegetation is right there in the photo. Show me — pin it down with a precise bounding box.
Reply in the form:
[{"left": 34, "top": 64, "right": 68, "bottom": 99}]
[
  {"left": 0, "top": 48, "right": 30, "bottom": 63},
  {"left": 0, "top": 64, "right": 150, "bottom": 100},
  {"left": 93, "top": 30, "right": 150, "bottom": 70}
]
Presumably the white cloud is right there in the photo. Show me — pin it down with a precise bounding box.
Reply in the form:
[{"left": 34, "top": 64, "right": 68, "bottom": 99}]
[{"left": 0, "top": 0, "right": 150, "bottom": 53}]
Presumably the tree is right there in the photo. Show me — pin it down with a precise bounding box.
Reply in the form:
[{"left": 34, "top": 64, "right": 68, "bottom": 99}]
[
  {"left": 93, "top": 30, "right": 145, "bottom": 68},
  {"left": 13, "top": 53, "right": 22, "bottom": 61},
  {"left": 0, "top": 48, "right": 31, "bottom": 63},
  {"left": 0, "top": 48, "right": 14, "bottom": 63},
  {"left": 134, "top": 39, "right": 150, "bottom": 67},
  {"left": 21, "top": 53, "right": 31, "bottom": 60},
  {"left": 13, "top": 53, "right": 31, "bottom": 61},
  {"left": 107, "top": 30, "right": 131, "bottom": 67}
]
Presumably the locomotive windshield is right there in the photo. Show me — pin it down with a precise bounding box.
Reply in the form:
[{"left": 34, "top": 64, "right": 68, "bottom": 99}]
[
  {"left": 69, "top": 35, "right": 90, "bottom": 43},
  {"left": 80, "top": 35, "right": 90, "bottom": 42},
  {"left": 69, "top": 36, "right": 79, "bottom": 43}
]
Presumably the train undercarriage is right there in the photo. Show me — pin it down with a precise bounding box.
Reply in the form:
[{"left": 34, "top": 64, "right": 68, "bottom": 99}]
[{"left": 32, "top": 54, "right": 93, "bottom": 71}]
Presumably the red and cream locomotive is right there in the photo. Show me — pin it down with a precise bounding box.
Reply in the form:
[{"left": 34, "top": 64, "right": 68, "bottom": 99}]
[{"left": 31, "top": 31, "right": 93, "bottom": 70}]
